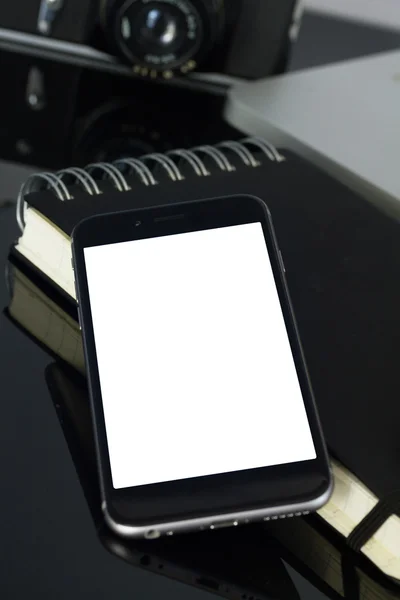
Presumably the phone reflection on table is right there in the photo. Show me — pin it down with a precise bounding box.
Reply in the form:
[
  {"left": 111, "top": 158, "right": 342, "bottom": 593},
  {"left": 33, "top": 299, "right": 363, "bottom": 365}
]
[{"left": 45, "top": 361, "right": 300, "bottom": 600}]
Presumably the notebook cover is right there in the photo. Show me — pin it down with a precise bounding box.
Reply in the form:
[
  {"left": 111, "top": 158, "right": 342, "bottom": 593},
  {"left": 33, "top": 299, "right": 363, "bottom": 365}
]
[{"left": 23, "top": 152, "right": 400, "bottom": 505}]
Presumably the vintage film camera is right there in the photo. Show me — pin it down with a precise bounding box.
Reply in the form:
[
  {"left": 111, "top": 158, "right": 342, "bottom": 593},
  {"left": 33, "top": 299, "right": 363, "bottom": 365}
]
[
  {"left": 0, "top": 1, "right": 302, "bottom": 169},
  {"left": 0, "top": 0, "right": 302, "bottom": 80}
]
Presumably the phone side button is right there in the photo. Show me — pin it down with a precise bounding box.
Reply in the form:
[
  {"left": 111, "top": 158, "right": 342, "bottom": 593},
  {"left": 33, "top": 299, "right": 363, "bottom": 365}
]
[
  {"left": 278, "top": 250, "right": 286, "bottom": 273},
  {"left": 73, "top": 280, "right": 82, "bottom": 329},
  {"left": 77, "top": 304, "right": 82, "bottom": 331}
]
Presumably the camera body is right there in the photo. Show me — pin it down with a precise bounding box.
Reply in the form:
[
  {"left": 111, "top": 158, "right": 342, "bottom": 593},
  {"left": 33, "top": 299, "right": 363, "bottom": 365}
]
[{"left": 0, "top": 0, "right": 300, "bottom": 80}]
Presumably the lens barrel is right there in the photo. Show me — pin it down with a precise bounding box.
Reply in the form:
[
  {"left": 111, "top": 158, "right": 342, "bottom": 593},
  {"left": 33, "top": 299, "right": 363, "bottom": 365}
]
[{"left": 103, "top": 0, "right": 222, "bottom": 78}]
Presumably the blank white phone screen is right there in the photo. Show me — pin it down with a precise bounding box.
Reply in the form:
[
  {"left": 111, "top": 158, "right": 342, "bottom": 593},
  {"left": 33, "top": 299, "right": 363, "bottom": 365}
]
[{"left": 84, "top": 222, "right": 316, "bottom": 490}]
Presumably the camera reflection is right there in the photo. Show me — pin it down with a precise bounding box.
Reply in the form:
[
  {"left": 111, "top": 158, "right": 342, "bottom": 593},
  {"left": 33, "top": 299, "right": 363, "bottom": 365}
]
[{"left": 0, "top": 50, "right": 239, "bottom": 170}]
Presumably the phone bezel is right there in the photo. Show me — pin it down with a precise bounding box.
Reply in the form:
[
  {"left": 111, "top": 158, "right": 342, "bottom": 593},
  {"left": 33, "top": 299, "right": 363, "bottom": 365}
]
[{"left": 72, "top": 194, "right": 331, "bottom": 536}]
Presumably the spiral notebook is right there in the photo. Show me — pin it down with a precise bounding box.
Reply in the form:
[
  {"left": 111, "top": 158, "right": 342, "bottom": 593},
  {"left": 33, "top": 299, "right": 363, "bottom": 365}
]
[
  {"left": 10, "top": 134, "right": 400, "bottom": 587},
  {"left": 14, "top": 137, "right": 285, "bottom": 300}
]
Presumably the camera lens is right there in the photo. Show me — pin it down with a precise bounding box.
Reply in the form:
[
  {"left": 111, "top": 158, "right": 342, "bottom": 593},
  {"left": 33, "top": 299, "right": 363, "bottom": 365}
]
[
  {"left": 110, "top": 0, "right": 213, "bottom": 76},
  {"left": 136, "top": 6, "right": 183, "bottom": 54}
]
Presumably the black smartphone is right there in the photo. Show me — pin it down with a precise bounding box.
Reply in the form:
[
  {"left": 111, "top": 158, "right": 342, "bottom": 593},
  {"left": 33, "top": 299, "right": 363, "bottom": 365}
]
[
  {"left": 46, "top": 361, "right": 301, "bottom": 600},
  {"left": 71, "top": 194, "right": 332, "bottom": 539}
]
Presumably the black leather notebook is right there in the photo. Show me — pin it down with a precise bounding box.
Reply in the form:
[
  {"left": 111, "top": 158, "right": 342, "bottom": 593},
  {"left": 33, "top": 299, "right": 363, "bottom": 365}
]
[{"left": 11, "top": 138, "right": 400, "bottom": 579}]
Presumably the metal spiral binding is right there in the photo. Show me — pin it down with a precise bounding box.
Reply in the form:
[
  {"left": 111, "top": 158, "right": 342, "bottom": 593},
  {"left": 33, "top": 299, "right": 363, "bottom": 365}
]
[
  {"left": 17, "top": 172, "right": 71, "bottom": 231},
  {"left": 16, "top": 137, "right": 284, "bottom": 232},
  {"left": 242, "top": 137, "right": 285, "bottom": 162},
  {"left": 166, "top": 149, "right": 210, "bottom": 177},
  {"left": 217, "top": 141, "right": 260, "bottom": 168},
  {"left": 192, "top": 145, "right": 236, "bottom": 172},
  {"left": 113, "top": 158, "right": 157, "bottom": 186},
  {"left": 86, "top": 162, "right": 131, "bottom": 192},
  {"left": 141, "top": 153, "right": 184, "bottom": 182},
  {"left": 58, "top": 167, "right": 102, "bottom": 196}
]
